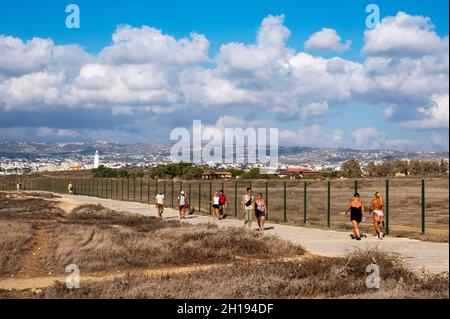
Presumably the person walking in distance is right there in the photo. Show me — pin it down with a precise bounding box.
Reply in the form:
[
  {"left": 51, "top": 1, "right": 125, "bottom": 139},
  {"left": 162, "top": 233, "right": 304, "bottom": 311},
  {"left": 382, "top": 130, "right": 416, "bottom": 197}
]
[
  {"left": 241, "top": 187, "right": 255, "bottom": 230},
  {"left": 218, "top": 189, "right": 227, "bottom": 220},
  {"left": 177, "top": 190, "right": 187, "bottom": 220},
  {"left": 67, "top": 182, "right": 73, "bottom": 195},
  {"left": 211, "top": 191, "right": 220, "bottom": 220},
  {"left": 155, "top": 192, "right": 165, "bottom": 217},
  {"left": 345, "top": 192, "right": 366, "bottom": 240},
  {"left": 370, "top": 192, "right": 385, "bottom": 239},
  {"left": 255, "top": 193, "right": 268, "bottom": 233}
]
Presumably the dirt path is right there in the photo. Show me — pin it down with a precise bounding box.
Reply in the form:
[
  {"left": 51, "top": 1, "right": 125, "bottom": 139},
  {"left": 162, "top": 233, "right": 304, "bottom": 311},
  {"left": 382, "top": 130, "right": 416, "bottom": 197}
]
[
  {"left": 0, "top": 255, "right": 308, "bottom": 290},
  {"left": 16, "top": 226, "right": 50, "bottom": 278},
  {"left": 39, "top": 192, "right": 448, "bottom": 274}
]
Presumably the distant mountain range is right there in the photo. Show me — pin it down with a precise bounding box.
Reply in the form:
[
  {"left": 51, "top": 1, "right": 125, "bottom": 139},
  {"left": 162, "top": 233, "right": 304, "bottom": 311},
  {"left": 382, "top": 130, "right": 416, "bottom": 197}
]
[
  {"left": 0, "top": 142, "right": 171, "bottom": 158},
  {"left": 0, "top": 141, "right": 448, "bottom": 165}
]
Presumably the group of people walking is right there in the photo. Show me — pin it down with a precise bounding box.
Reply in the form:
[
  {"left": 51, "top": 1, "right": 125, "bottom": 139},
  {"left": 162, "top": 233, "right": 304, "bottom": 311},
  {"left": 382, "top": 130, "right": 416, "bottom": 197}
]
[
  {"left": 155, "top": 186, "right": 384, "bottom": 239},
  {"left": 154, "top": 186, "right": 268, "bottom": 232},
  {"left": 345, "top": 191, "right": 386, "bottom": 240}
]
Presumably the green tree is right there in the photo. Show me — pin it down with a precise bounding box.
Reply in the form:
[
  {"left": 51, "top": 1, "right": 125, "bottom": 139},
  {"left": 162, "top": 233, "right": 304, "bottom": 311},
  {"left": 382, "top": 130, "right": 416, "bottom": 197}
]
[
  {"left": 340, "top": 158, "right": 362, "bottom": 178},
  {"left": 409, "top": 160, "right": 424, "bottom": 175},
  {"left": 378, "top": 161, "right": 392, "bottom": 177},
  {"left": 440, "top": 159, "right": 449, "bottom": 173},
  {"left": 365, "top": 161, "right": 378, "bottom": 177},
  {"left": 241, "top": 168, "right": 261, "bottom": 179},
  {"left": 393, "top": 160, "right": 409, "bottom": 175}
]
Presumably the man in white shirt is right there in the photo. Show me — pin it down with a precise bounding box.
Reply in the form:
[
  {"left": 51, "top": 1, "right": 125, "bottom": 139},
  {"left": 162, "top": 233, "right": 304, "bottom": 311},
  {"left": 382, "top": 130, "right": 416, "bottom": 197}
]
[{"left": 155, "top": 192, "right": 165, "bottom": 217}]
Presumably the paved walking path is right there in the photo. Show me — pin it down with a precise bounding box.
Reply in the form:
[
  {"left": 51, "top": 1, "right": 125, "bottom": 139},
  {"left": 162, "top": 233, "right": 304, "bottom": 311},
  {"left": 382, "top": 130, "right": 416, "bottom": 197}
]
[{"left": 45, "top": 192, "right": 449, "bottom": 274}]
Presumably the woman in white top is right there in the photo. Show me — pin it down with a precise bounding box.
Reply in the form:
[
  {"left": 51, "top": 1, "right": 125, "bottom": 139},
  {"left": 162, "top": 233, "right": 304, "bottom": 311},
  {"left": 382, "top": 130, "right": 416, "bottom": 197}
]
[
  {"left": 370, "top": 192, "right": 385, "bottom": 239},
  {"left": 211, "top": 191, "right": 220, "bottom": 220}
]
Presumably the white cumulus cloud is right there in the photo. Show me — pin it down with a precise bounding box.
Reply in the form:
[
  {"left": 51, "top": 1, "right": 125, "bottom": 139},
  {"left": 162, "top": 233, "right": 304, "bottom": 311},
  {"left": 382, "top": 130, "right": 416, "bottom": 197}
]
[{"left": 305, "top": 28, "right": 351, "bottom": 52}]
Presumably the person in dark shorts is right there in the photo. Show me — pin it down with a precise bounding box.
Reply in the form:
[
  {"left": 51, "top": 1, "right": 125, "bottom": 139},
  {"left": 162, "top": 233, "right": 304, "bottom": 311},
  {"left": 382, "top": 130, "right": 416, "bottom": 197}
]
[
  {"left": 218, "top": 190, "right": 227, "bottom": 220},
  {"left": 345, "top": 192, "right": 366, "bottom": 240},
  {"left": 177, "top": 190, "right": 187, "bottom": 220},
  {"left": 255, "top": 193, "right": 268, "bottom": 233},
  {"left": 211, "top": 191, "right": 220, "bottom": 220}
]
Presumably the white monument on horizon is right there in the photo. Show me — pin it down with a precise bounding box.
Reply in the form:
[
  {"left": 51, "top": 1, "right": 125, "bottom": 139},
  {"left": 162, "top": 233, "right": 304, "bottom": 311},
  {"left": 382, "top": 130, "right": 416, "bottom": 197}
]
[{"left": 94, "top": 150, "right": 100, "bottom": 169}]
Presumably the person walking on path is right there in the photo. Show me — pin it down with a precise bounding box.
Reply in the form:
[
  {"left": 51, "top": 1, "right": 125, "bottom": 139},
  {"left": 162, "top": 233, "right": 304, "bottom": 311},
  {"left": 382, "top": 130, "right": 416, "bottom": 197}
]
[
  {"left": 177, "top": 190, "right": 187, "bottom": 220},
  {"left": 345, "top": 192, "right": 366, "bottom": 240},
  {"left": 370, "top": 192, "right": 385, "bottom": 239},
  {"left": 67, "top": 182, "right": 73, "bottom": 195},
  {"left": 218, "top": 189, "right": 227, "bottom": 220},
  {"left": 241, "top": 187, "right": 255, "bottom": 230},
  {"left": 211, "top": 191, "right": 220, "bottom": 220},
  {"left": 155, "top": 192, "right": 165, "bottom": 217},
  {"left": 255, "top": 192, "right": 268, "bottom": 233}
]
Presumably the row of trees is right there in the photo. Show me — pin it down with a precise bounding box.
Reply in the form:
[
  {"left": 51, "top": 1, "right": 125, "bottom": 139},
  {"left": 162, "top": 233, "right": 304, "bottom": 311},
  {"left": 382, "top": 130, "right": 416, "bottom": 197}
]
[
  {"left": 92, "top": 159, "right": 448, "bottom": 180},
  {"left": 92, "top": 165, "right": 144, "bottom": 178},
  {"left": 341, "top": 158, "right": 448, "bottom": 178}
]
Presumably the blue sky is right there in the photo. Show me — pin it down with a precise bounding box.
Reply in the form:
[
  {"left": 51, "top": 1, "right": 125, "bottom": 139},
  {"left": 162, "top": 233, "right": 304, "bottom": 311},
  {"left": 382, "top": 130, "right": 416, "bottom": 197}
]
[{"left": 0, "top": 0, "right": 448, "bottom": 151}]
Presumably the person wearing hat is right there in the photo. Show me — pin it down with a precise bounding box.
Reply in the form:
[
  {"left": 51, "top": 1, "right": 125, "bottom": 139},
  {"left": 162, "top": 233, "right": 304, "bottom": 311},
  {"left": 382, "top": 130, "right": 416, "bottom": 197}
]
[
  {"left": 345, "top": 192, "right": 366, "bottom": 240},
  {"left": 177, "top": 190, "right": 188, "bottom": 219}
]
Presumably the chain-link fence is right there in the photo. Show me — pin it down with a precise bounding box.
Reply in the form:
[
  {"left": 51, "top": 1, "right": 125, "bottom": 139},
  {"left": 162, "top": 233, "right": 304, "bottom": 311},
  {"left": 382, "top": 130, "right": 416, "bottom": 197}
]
[{"left": 1, "top": 177, "right": 448, "bottom": 235}]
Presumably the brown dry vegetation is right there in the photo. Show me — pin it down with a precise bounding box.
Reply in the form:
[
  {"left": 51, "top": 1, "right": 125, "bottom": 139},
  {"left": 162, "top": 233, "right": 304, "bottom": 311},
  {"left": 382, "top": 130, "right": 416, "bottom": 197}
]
[
  {"left": 0, "top": 192, "right": 447, "bottom": 299},
  {"left": 0, "top": 194, "right": 302, "bottom": 281},
  {"left": 42, "top": 204, "right": 302, "bottom": 273},
  {"left": 0, "top": 221, "right": 35, "bottom": 276},
  {"left": 36, "top": 249, "right": 449, "bottom": 299}
]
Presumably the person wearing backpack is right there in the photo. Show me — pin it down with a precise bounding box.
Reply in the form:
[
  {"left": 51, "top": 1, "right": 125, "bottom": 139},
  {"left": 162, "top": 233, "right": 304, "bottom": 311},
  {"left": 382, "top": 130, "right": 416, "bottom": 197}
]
[
  {"left": 241, "top": 187, "right": 255, "bottom": 230},
  {"left": 218, "top": 189, "right": 227, "bottom": 220}
]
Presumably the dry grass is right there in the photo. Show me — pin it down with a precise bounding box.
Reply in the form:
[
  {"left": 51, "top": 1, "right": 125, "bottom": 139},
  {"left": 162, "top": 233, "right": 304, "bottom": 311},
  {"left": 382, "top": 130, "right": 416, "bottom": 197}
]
[
  {"left": 0, "top": 221, "right": 35, "bottom": 276},
  {"left": 39, "top": 249, "right": 448, "bottom": 299},
  {"left": 0, "top": 192, "right": 64, "bottom": 221},
  {"left": 43, "top": 205, "right": 303, "bottom": 272},
  {"left": 0, "top": 192, "right": 446, "bottom": 299}
]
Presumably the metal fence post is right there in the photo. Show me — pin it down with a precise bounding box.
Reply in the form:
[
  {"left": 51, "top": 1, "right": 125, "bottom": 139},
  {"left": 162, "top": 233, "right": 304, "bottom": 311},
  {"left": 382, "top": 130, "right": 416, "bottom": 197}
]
[
  {"left": 140, "top": 178, "right": 143, "bottom": 203},
  {"left": 133, "top": 177, "right": 136, "bottom": 202},
  {"left": 163, "top": 180, "right": 167, "bottom": 203},
  {"left": 265, "top": 181, "right": 268, "bottom": 221},
  {"left": 234, "top": 181, "right": 237, "bottom": 217},
  {"left": 209, "top": 182, "right": 212, "bottom": 216},
  {"left": 198, "top": 182, "right": 201, "bottom": 213},
  {"left": 127, "top": 178, "right": 130, "bottom": 201},
  {"left": 171, "top": 180, "right": 174, "bottom": 208},
  {"left": 421, "top": 177, "right": 425, "bottom": 234},
  {"left": 283, "top": 181, "right": 287, "bottom": 223},
  {"left": 188, "top": 182, "right": 192, "bottom": 213},
  {"left": 354, "top": 180, "right": 358, "bottom": 194},
  {"left": 385, "top": 179, "right": 390, "bottom": 235},
  {"left": 304, "top": 181, "right": 307, "bottom": 224},
  {"left": 147, "top": 180, "right": 151, "bottom": 204},
  {"left": 327, "top": 180, "right": 331, "bottom": 228}
]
